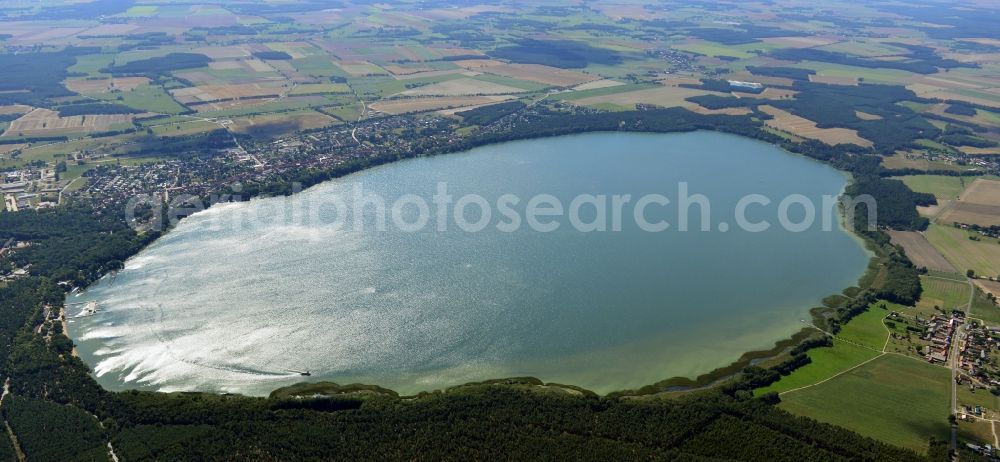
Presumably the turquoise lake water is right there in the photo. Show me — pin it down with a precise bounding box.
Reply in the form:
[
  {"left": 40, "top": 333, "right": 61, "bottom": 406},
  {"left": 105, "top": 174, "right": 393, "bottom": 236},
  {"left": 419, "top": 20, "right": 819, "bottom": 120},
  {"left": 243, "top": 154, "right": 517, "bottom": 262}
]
[{"left": 67, "top": 131, "right": 869, "bottom": 395}]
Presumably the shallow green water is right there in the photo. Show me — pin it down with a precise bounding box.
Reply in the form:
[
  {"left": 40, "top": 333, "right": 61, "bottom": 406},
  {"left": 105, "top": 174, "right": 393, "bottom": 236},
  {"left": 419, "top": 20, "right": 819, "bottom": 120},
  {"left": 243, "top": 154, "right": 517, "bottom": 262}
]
[{"left": 67, "top": 131, "right": 869, "bottom": 395}]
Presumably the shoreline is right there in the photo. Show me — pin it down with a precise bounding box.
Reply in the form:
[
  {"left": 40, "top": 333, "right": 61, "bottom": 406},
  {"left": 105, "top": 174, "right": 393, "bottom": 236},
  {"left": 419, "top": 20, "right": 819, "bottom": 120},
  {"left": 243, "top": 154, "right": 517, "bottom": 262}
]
[{"left": 64, "top": 128, "right": 879, "bottom": 399}]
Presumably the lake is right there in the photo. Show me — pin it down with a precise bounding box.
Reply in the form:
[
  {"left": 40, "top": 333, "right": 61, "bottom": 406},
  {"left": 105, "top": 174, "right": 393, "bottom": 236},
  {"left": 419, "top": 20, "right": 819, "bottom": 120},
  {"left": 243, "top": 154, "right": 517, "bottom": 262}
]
[{"left": 67, "top": 131, "right": 869, "bottom": 396}]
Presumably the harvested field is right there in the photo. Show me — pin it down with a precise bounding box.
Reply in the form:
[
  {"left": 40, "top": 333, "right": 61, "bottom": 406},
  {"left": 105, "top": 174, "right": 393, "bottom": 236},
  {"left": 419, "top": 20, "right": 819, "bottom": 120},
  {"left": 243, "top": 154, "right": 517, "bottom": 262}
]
[
  {"left": 171, "top": 83, "right": 285, "bottom": 104},
  {"left": 2, "top": 108, "right": 132, "bottom": 137},
  {"left": 938, "top": 179, "right": 1000, "bottom": 227},
  {"left": 370, "top": 96, "right": 514, "bottom": 115},
  {"left": 974, "top": 279, "right": 1000, "bottom": 301},
  {"left": 289, "top": 84, "right": 351, "bottom": 95},
  {"left": 82, "top": 23, "right": 139, "bottom": 36},
  {"left": 887, "top": 230, "right": 957, "bottom": 273},
  {"left": 453, "top": 59, "right": 507, "bottom": 70},
  {"left": 573, "top": 80, "right": 625, "bottom": 91},
  {"left": 65, "top": 77, "right": 151, "bottom": 94},
  {"left": 882, "top": 152, "right": 967, "bottom": 172},
  {"left": 194, "top": 46, "right": 251, "bottom": 60},
  {"left": 229, "top": 110, "right": 337, "bottom": 136},
  {"left": 809, "top": 75, "right": 859, "bottom": 86},
  {"left": 208, "top": 60, "right": 243, "bottom": 70},
  {"left": 571, "top": 83, "right": 752, "bottom": 115},
  {"left": 244, "top": 59, "right": 274, "bottom": 73},
  {"left": 926, "top": 224, "right": 1000, "bottom": 276},
  {"left": 383, "top": 65, "right": 435, "bottom": 76},
  {"left": 940, "top": 202, "right": 1000, "bottom": 227},
  {"left": 0, "top": 105, "right": 32, "bottom": 116},
  {"left": 0, "top": 144, "right": 25, "bottom": 156},
  {"left": 960, "top": 146, "right": 1000, "bottom": 155},
  {"left": 399, "top": 78, "right": 524, "bottom": 96},
  {"left": 855, "top": 110, "right": 883, "bottom": 120},
  {"left": 761, "top": 36, "right": 842, "bottom": 48},
  {"left": 189, "top": 97, "right": 278, "bottom": 113},
  {"left": 572, "top": 84, "right": 715, "bottom": 109},
  {"left": 758, "top": 105, "right": 873, "bottom": 147},
  {"left": 396, "top": 69, "right": 472, "bottom": 80},
  {"left": 477, "top": 63, "right": 598, "bottom": 87},
  {"left": 336, "top": 61, "right": 386, "bottom": 76}
]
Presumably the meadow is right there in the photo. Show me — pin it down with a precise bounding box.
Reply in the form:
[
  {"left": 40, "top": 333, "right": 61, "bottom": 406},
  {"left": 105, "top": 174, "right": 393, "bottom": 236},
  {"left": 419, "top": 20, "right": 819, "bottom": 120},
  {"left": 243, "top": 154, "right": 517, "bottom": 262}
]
[
  {"left": 779, "top": 354, "right": 950, "bottom": 452},
  {"left": 926, "top": 224, "right": 1000, "bottom": 276}
]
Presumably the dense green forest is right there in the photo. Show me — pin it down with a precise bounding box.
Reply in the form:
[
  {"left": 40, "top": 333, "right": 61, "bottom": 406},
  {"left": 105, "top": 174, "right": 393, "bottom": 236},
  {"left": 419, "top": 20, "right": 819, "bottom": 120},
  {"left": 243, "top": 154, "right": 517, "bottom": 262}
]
[
  {"left": 489, "top": 39, "right": 623, "bottom": 69},
  {"left": 103, "top": 53, "right": 211, "bottom": 78},
  {"left": 0, "top": 47, "right": 98, "bottom": 106}
]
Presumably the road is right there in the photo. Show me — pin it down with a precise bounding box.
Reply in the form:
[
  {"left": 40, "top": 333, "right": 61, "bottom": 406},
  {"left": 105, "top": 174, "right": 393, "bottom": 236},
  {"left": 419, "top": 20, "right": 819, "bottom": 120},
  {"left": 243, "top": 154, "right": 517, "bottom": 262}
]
[
  {"left": 0, "top": 378, "right": 25, "bottom": 462},
  {"left": 949, "top": 276, "right": 976, "bottom": 452}
]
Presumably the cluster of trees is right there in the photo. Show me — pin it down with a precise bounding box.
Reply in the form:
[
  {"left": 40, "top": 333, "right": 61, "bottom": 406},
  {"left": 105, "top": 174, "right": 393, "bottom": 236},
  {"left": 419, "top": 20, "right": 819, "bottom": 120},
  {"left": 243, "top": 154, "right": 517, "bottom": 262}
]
[
  {"left": 769, "top": 46, "right": 972, "bottom": 75},
  {"left": 25, "top": 373, "right": 931, "bottom": 461},
  {"left": 746, "top": 66, "right": 816, "bottom": 81},
  {"left": 56, "top": 103, "right": 142, "bottom": 117},
  {"left": 0, "top": 206, "right": 156, "bottom": 286},
  {"left": 684, "top": 25, "right": 807, "bottom": 45},
  {"left": 102, "top": 53, "right": 211, "bottom": 78},
  {"left": 490, "top": 39, "right": 622, "bottom": 69},
  {"left": 2, "top": 396, "right": 109, "bottom": 462},
  {"left": 846, "top": 177, "right": 934, "bottom": 231},
  {"left": 681, "top": 79, "right": 764, "bottom": 94},
  {"left": 252, "top": 50, "right": 293, "bottom": 60},
  {"left": 0, "top": 47, "right": 99, "bottom": 106},
  {"left": 939, "top": 125, "right": 998, "bottom": 148},
  {"left": 455, "top": 101, "right": 526, "bottom": 125}
]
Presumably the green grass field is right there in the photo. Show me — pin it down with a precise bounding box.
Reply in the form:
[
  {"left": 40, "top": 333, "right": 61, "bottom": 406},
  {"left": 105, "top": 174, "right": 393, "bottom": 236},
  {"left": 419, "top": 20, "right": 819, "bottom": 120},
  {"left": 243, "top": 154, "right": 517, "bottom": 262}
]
[
  {"left": 958, "top": 384, "right": 998, "bottom": 416},
  {"left": 756, "top": 302, "right": 889, "bottom": 395},
  {"left": 792, "top": 61, "right": 916, "bottom": 84},
  {"left": 92, "top": 84, "right": 188, "bottom": 115},
  {"left": 473, "top": 74, "right": 551, "bottom": 92},
  {"left": 894, "top": 175, "right": 969, "bottom": 200},
  {"left": 672, "top": 41, "right": 779, "bottom": 59},
  {"left": 779, "top": 354, "right": 950, "bottom": 453},
  {"left": 926, "top": 224, "right": 1000, "bottom": 277},
  {"left": 289, "top": 83, "right": 352, "bottom": 95},
  {"left": 838, "top": 304, "right": 893, "bottom": 349},
  {"left": 972, "top": 288, "right": 1000, "bottom": 324},
  {"left": 918, "top": 276, "right": 970, "bottom": 316},
  {"left": 957, "top": 419, "right": 995, "bottom": 446}
]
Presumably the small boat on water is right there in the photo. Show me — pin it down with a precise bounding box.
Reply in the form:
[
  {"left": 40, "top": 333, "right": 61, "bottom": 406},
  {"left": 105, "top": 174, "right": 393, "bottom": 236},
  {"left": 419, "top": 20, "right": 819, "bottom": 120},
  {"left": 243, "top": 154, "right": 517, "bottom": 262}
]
[{"left": 81, "top": 301, "right": 98, "bottom": 316}]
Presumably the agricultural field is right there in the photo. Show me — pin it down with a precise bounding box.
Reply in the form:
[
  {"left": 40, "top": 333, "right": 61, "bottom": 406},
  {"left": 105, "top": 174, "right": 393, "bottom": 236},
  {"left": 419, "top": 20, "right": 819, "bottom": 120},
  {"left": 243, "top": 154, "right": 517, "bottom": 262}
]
[
  {"left": 229, "top": 110, "right": 338, "bottom": 137},
  {"left": 758, "top": 105, "right": 873, "bottom": 148},
  {"left": 938, "top": 179, "right": 1000, "bottom": 227},
  {"left": 778, "top": 355, "right": 951, "bottom": 453},
  {"left": 369, "top": 96, "right": 514, "bottom": 115},
  {"left": 970, "top": 283, "right": 1000, "bottom": 324},
  {"left": 887, "top": 230, "right": 958, "bottom": 273},
  {"left": 89, "top": 84, "right": 188, "bottom": 115},
  {"left": 756, "top": 303, "right": 889, "bottom": 395},
  {"left": 569, "top": 83, "right": 741, "bottom": 114},
  {"left": 925, "top": 224, "right": 1000, "bottom": 277},
  {"left": 399, "top": 78, "right": 526, "bottom": 97},
  {"left": 171, "top": 83, "right": 286, "bottom": 105},
  {"left": 462, "top": 63, "right": 599, "bottom": 87},
  {"left": 288, "top": 84, "right": 351, "bottom": 96},
  {"left": 2, "top": 108, "right": 132, "bottom": 138},
  {"left": 917, "top": 276, "right": 971, "bottom": 317},
  {"left": 882, "top": 152, "right": 969, "bottom": 172},
  {"left": 893, "top": 175, "right": 969, "bottom": 200}
]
